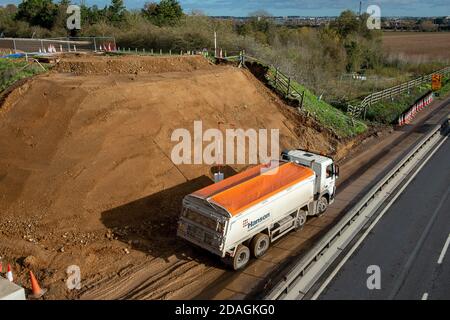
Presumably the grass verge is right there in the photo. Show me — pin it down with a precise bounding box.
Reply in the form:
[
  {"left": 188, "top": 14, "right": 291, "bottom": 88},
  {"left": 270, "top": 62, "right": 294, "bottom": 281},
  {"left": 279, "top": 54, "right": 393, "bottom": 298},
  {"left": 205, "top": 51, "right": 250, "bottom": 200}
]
[
  {"left": 265, "top": 66, "right": 367, "bottom": 138},
  {"left": 365, "top": 77, "right": 450, "bottom": 124},
  {"left": 0, "top": 58, "right": 47, "bottom": 93},
  {"left": 365, "top": 83, "right": 431, "bottom": 124}
]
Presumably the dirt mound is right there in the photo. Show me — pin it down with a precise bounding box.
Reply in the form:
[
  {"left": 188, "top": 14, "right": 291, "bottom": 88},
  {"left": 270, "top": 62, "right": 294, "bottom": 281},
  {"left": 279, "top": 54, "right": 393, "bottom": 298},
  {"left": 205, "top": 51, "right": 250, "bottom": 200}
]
[
  {"left": 54, "top": 54, "right": 214, "bottom": 75},
  {"left": 0, "top": 60, "right": 338, "bottom": 299}
]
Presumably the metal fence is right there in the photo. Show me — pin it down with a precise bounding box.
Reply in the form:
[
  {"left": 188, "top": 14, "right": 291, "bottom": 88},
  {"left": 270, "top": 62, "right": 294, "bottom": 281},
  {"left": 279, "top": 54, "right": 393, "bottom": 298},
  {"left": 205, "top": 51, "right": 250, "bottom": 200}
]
[
  {"left": 224, "top": 53, "right": 306, "bottom": 107},
  {"left": 0, "top": 37, "right": 116, "bottom": 54},
  {"left": 348, "top": 66, "right": 450, "bottom": 119}
]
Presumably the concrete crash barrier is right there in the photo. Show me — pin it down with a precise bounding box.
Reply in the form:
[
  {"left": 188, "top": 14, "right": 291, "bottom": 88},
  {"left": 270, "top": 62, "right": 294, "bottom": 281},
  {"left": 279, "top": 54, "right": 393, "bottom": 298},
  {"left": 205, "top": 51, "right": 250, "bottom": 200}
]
[{"left": 0, "top": 277, "right": 26, "bottom": 300}]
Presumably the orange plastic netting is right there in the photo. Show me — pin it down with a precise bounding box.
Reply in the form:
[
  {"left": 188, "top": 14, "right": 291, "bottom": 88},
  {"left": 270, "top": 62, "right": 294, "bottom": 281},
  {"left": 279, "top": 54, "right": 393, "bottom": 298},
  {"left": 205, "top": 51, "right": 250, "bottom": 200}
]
[{"left": 192, "top": 161, "right": 315, "bottom": 216}]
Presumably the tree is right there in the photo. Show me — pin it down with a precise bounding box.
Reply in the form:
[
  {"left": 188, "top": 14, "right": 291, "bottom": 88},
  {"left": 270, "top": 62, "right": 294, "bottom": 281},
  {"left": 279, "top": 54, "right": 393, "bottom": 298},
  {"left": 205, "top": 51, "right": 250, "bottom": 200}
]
[
  {"left": 332, "top": 10, "right": 359, "bottom": 38},
  {"left": 108, "top": 0, "right": 126, "bottom": 24},
  {"left": 81, "top": 4, "right": 106, "bottom": 26},
  {"left": 52, "top": 0, "right": 70, "bottom": 32},
  {"left": 16, "top": 0, "right": 58, "bottom": 29},
  {"left": 419, "top": 20, "right": 438, "bottom": 32},
  {"left": 142, "top": 2, "right": 158, "bottom": 18},
  {"left": 142, "top": 0, "right": 183, "bottom": 26}
]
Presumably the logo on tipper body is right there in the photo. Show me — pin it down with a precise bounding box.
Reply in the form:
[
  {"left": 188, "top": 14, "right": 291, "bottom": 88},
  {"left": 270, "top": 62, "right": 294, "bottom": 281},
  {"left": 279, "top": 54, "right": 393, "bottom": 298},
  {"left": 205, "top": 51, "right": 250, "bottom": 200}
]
[{"left": 244, "top": 213, "right": 270, "bottom": 231}]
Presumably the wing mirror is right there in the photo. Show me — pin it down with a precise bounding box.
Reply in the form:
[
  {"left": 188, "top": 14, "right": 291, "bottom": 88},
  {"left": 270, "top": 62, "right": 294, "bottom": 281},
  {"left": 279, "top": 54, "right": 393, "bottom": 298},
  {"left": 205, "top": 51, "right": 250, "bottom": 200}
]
[{"left": 334, "top": 164, "right": 340, "bottom": 180}]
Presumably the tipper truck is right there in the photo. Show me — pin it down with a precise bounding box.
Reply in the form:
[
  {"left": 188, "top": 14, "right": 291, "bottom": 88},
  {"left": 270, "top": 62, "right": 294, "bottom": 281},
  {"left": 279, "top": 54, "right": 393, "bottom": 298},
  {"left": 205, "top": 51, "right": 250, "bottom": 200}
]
[{"left": 177, "top": 150, "right": 339, "bottom": 270}]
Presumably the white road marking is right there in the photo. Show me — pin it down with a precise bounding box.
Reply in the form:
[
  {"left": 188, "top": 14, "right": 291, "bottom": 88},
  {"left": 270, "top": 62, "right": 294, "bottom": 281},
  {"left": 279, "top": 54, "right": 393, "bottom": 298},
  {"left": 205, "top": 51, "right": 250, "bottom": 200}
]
[
  {"left": 421, "top": 293, "right": 429, "bottom": 300},
  {"left": 437, "top": 234, "right": 450, "bottom": 264}
]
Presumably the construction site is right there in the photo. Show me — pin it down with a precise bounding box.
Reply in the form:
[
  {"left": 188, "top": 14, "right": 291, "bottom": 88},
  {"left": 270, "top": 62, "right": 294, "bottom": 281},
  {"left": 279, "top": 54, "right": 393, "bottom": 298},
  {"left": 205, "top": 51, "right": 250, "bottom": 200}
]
[
  {"left": 0, "top": 51, "right": 340, "bottom": 298},
  {"left": 1, "top": 46, "right": 449, "bottom": 301}
]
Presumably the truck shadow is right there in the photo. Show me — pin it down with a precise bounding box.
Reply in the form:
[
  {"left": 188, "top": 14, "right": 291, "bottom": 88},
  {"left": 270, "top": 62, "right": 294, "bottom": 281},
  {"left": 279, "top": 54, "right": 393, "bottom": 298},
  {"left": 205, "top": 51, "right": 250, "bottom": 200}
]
[{"left": 100, "top": 166, "right": 237, "bottom": 267}]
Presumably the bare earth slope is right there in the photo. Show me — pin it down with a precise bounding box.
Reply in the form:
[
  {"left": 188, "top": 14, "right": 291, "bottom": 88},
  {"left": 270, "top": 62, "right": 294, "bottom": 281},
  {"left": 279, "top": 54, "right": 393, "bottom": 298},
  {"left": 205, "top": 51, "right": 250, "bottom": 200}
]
[{"left": 0, "top": 55, "right": 336, "bottom": 299}]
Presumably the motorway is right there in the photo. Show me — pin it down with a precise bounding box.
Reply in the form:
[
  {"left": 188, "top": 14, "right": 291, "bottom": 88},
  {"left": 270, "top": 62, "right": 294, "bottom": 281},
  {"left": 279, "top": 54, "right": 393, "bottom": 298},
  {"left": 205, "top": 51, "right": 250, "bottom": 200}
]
[
  {"left": 319, "top": 136, "right": 450, "bottom": 300},
  {"left": 196, "top": 97, "right": 450, "bottom": 299}
]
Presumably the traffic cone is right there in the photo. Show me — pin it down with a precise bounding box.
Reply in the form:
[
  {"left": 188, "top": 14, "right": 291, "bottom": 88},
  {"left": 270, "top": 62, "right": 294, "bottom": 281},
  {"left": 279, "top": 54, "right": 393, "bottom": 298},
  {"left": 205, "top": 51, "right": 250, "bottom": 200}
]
[
  {"left": 6, "top": 264, "right": 13, "bottom": 282},
  {"left": 29, "top": 271, "right": 47, "bottom": 299}
]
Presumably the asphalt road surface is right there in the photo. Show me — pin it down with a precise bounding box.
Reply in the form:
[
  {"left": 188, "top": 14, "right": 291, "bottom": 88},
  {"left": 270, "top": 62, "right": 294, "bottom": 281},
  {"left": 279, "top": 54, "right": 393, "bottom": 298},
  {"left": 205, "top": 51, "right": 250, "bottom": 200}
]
[{"left": 319, "top": 136, "right": 450, "bottom": 300}]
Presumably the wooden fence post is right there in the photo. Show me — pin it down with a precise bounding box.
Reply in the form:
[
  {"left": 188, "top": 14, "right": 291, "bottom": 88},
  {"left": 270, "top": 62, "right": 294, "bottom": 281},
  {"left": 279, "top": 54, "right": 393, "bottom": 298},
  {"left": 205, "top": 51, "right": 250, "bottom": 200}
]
[
  {"left": 287, "top": 77, "right": 291, "bottom": 97},
  {"left": 300, "top": 91, "right": 305, "bottom": 109},
  {"left": 274, "top": 68, "right": 278, "bottom": 87}
]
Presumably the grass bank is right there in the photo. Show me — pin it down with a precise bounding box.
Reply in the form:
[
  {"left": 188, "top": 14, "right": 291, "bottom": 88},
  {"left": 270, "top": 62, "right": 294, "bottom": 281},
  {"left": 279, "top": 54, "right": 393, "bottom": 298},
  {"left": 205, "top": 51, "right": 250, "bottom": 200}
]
[
  {"left": 365, "top": 83, "right": 431, "bottom": 124},
  {"left": 366, "top": 76, "right": 450, "bottom": 124},
  {"left": 291, "top": 80, "right": 367, "bottom": 138},
  {"left": 263, "top": 65, "right": 367, "bottom": 138},
  {"left": 0, "top": 58, "right": 46, "bottom": 92}
]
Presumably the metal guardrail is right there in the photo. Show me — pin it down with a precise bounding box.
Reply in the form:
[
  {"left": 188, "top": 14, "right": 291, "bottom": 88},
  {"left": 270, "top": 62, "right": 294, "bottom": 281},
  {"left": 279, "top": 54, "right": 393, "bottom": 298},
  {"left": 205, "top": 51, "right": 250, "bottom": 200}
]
[
  {"left": 265, "top": 118, "right": 448, "bottom": 300},
  {"left": 0, "top": 37, "right": 116, "bottom": 53},
  {"left": 349, "top": 66, "right": 450, "bottom": 119}
]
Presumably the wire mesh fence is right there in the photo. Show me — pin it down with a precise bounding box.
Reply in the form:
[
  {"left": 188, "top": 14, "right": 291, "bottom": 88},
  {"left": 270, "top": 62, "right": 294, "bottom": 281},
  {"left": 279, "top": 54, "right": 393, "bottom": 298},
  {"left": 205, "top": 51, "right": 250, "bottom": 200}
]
[{"left": 0, "top": 37, "right": 116, "bottom": 54}]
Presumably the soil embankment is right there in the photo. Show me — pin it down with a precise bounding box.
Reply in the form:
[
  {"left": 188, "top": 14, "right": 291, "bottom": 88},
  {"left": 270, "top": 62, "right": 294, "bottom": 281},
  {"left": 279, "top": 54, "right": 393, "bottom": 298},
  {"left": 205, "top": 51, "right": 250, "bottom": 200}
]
[{"left": 0, "top": 54, "right": 341, "bottom": 299}]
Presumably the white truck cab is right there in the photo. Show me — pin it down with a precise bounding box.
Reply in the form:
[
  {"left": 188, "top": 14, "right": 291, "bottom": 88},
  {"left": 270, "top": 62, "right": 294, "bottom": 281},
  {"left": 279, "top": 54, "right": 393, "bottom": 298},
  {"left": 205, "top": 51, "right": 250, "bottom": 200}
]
[{"left": 281, "top": 149, "right": 339, "bottom": 215}]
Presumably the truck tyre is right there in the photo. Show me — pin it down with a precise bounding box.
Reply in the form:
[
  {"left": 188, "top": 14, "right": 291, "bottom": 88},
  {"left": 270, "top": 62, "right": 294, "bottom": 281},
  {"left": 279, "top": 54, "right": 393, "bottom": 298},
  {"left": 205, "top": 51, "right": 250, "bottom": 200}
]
[
  {"left": 295, "top": 211, "right": 307, "bottom": 230},
  {"left": 250, "top": 233, "right": 270, "bottom": 258},
  {"left": 317, "top": 196, "right": 329, "bottom": 216},
  {"left": 233, "top": 245, "right": 250, "bottom": 270}
]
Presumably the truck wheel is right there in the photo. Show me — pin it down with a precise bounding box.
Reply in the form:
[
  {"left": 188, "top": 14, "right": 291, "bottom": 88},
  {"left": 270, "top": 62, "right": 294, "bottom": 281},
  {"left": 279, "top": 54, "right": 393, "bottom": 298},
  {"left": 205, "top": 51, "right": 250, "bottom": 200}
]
[
  {"left": 296, "top": 211, "right": 307, "bottom": 230},
  {"left": 317, "top": 196, "right": 329, "bottom": 216},
  {"left": 233, "top": 245, "right": 250, "bottom": 270},
  {"left": 250, "top": 233, "right": 270, "bottom": 258}
]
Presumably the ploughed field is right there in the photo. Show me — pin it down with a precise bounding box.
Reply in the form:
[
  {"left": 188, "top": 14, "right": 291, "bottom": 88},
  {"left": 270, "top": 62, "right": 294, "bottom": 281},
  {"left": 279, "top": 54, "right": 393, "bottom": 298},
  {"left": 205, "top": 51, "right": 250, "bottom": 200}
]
[{"left": 382, "top": 32, "right": 450, "bottom": 61}]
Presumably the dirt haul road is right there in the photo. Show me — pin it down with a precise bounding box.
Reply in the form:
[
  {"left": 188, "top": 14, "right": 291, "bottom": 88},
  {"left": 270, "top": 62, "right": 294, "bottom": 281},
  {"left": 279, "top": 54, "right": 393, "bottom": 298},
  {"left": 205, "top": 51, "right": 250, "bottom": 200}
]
[{"left": 0, "top": 55, "right": 345, "bottom": 299}]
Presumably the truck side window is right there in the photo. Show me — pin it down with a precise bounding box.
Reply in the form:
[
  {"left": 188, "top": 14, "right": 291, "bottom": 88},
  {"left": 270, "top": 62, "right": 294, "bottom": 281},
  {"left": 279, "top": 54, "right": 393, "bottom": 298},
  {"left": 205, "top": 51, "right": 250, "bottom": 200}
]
[{"left": 326, "top": 164, "right": 333, "bottom": 178}]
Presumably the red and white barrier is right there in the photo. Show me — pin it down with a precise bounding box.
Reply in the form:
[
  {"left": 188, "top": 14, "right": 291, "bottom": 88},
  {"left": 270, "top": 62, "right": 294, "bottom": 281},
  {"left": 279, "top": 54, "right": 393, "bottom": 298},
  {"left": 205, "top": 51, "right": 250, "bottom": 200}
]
[
  {"left": 6, "top": 264, "right": 13, "bottom": 282},
  {"left": 398, "top": 92, "right": 434, "bottom": 126}
]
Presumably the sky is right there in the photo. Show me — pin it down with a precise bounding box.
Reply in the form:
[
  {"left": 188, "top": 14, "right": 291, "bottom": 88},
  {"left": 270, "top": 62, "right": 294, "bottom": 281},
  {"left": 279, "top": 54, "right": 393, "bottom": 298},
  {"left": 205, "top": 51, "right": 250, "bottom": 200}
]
[{"left": 0, "top": 0, "right": 449, "bottom": 17}]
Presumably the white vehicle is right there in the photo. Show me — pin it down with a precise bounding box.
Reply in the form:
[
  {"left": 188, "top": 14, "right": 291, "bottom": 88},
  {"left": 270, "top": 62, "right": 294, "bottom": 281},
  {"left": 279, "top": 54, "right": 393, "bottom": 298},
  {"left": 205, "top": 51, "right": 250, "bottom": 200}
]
[{"left": 177, "top": 151, "right": 339, "bottom": 270}]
